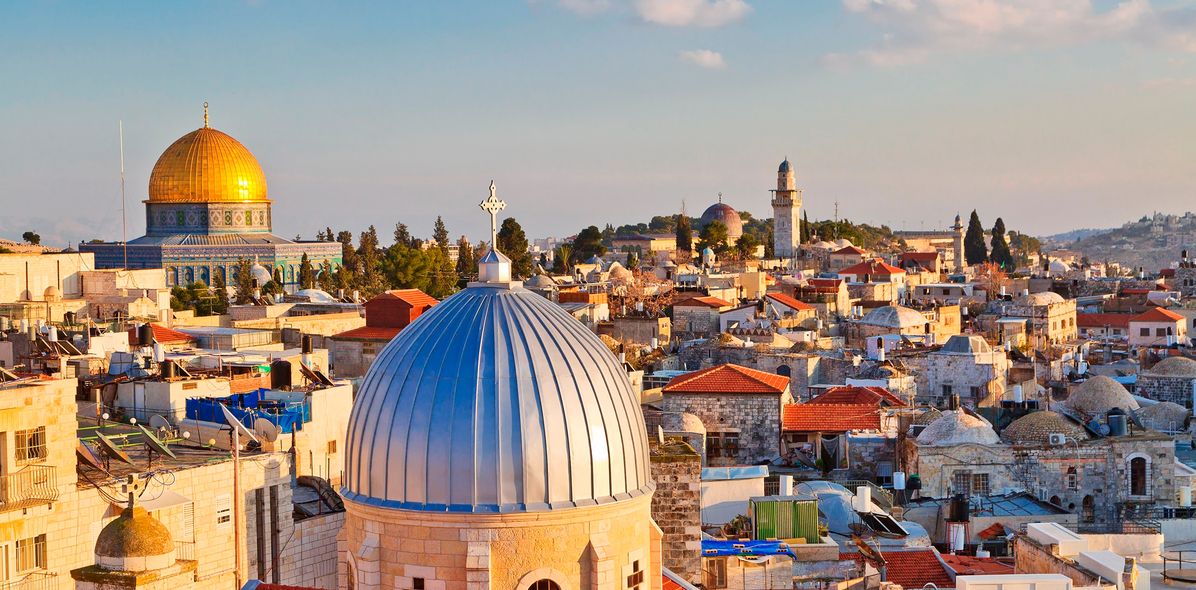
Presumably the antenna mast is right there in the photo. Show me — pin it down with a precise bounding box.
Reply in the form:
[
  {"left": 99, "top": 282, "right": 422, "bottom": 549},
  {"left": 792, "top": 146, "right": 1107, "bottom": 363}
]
[{"left": 119, "top": 121, "right": 128, "bottom": 268}]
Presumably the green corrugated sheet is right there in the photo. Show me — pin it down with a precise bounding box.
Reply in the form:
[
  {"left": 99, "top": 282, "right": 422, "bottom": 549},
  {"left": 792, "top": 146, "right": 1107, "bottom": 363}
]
[{"left": 750, "top": 497, "right": 820, "bottom": 543}]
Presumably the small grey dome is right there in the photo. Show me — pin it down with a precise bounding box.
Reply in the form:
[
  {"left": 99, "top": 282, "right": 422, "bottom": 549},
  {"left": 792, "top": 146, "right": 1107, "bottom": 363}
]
[
  {"left": 1017, "top": 291, "right": 1065, "bottom": 306},
  {"left": 662, "top": 412, "right": 706, "bottom": 435},
  {"left": 1064, "top": 376, "right": 1139, "bottom": 416},
  {"left": 916, "top": 411, "right": 1000, "bottom": 446},
  {"left": 1136, "top": 402, "right": 1190, "bottom": 432},
  {"left": 1145, "top": 357, "right": 1196, "bottom": 378},
  {"left": 913, "top": 408, "right": 943, "bottom": 426},
  {"left": 1001, "top": 411, "right": 1089, "bottom": 445},
  {"left": 939, "top": 335, "right": 992, "bottom": 354},
  {"left": 525, "top": 274, "right": 556, "bottom": 289},
  {"left": 860, "top": 305, "right": 927, "bottom": 329},
  {"left": 344, "top": 283, "right": 652, "bottom": 513}
]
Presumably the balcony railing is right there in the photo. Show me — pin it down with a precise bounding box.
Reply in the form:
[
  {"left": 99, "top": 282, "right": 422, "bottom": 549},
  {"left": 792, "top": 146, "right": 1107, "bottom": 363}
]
[
  {"left": 0, "top": 466, "right": 58, "bottom": 512},
  {"left": 0, "top": 572, "right": 56, "bottom": 590},
  {"left": 174, "top": 540, "right": 196, "bottom": 561}
]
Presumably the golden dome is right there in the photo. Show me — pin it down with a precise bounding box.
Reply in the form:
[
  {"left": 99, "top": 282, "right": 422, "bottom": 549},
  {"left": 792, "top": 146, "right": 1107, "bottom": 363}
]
[{"left": 147, "top": 119, "right": 269, "bottom": 204}]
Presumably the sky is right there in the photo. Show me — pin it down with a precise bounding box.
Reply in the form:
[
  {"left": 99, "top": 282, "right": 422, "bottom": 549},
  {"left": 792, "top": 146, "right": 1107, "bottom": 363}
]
[{"left": 2, "top": 0, "right": 1195, "bottom": 247}]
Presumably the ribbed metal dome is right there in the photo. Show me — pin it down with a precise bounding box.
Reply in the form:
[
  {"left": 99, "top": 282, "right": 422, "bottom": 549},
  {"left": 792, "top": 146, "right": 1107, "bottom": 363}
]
[{"left": 343, "top": 282, "right": 652, "bottom": 513}]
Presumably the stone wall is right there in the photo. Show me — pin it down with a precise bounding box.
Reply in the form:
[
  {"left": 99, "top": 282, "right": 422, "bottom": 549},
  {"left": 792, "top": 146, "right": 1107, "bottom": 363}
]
[
  {"left": 282, "top": 511, "right": 345, "bottom": 588},
  {"left": 923, "top": 351, "right": 1009, "bottom": 407},
  {"left": 660, "top": 391, "right": 788, "bottom": 465},
  {"left": 650, "top": 438, "right": 702, "bottom": 585},
  {"left": 1137, "top": 374, "right": 1196, "bottom": 407}
]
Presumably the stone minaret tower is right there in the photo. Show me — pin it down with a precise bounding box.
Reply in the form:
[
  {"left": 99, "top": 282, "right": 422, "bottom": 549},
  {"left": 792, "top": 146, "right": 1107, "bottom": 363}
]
[
  {"left": 953, "top": 214, "right": 965, "bottom": 273},
  {"left": 771, "top": 158, "right": 802, "bottom": 259}
]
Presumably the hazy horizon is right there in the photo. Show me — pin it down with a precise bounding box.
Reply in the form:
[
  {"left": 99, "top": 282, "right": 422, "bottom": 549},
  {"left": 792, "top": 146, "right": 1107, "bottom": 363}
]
[{"left": 3, "top": 1, "right": 1195, "bottom": 247}]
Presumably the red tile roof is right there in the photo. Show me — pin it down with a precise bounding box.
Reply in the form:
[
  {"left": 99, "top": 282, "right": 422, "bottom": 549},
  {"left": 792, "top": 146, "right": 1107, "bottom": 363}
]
[
  {"left": 841, "top": 550, "right": 954, "bottom": 589},
  {"left": 833, "top": 246, "right": 868, "bottom": 255},
  {"left": 674, "top": 295, "right": 733, "bottom": 308},
  {"left": 127, "top": 324, "right": 196, "bottom": 346},
  {"left": 900, "top": 252, "right": 939, "bottom": 262},
  {"left": 810, "top": 385, "right": 907, "bottom": 407},
  {"left": 1132, "top": 307, "right": 1184, "bottom": 323},
  {"left": 663, "top": 364, "right": 789, "bottom": 395},
  {"left": 808, "top": 278, "right": 843, "bottom": 288},
  {"left": 766, "top": 292, "right": 815, "bottom": 312},
  {"left": 783, "top": 403, "right": 881, "bottom": 431},
  {"left": 838, "top": 259, "right": 906, "bottom": 277},
  {"left": 372, "top": 289, "right": 439, "bottom": 308},
  {"left": 331, "top": 326, "right": 402, "bottom": 341},
  {"left": 976, "top": 522, "right": 1010, "bottom": 540},
  {"left": 1077, "top": 313, "right": 1131, "bottom": 328},
  {"left": 940, "top": 554, "right": 1014, "bottom": 576}
]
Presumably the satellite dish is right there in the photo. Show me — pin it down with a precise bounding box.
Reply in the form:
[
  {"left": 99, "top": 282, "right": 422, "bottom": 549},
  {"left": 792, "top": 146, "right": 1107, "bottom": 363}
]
[
  {"left": 219, "top": 404, "right": 259, "bottom": 444},
  {"left": 138, "top": 424, "right": 177, "bottom": 460},
  {"left": 95, "top": 433, "right": 134, "bottom": 465},
  {"left": 76, "top": 441, "right": 105, "bottom": 471},
  {"left": 148, "top": 415, "right": 170, "bottom": 430},
  {"left": 253, "top": 418, "right": 281, "bottom": 443}
]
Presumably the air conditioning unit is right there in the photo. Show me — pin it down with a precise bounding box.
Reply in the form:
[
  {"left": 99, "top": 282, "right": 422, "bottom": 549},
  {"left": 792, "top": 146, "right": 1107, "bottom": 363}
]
[{"left": 1048, "top": 433, "right": 1067, "bottom": 446}]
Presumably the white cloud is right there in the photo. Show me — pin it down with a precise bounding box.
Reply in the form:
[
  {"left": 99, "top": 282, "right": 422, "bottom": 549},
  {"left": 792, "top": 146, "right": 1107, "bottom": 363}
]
[
  {"left": 679, "top": 49, "right": 727, "bottom": 68},
  {"left": 634, "top": 0, "right": 751, "bottom": 27},
  {"left": 834, "top": 0, "right": 1196, "bottom": 67}
]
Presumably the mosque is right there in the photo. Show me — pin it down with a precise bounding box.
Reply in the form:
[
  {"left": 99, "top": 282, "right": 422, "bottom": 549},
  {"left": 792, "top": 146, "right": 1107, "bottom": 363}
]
[
  {"left": 339, "top": 183, "right": 662, "bottom": 589},
  {"left": 81, "top": 105, "right": 341, "bottom": 288}
]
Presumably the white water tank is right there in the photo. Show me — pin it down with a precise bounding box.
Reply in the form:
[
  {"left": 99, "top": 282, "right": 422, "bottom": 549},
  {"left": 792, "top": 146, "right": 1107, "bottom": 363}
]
[
  {"left": 1181, "top": 486, "right": 1192, "bottom": 507},
  {"left": 1013, "top": 385, "right": 1024, "bottom": 403},
  {"left": 893, "top": 471, "right": 906, "bottom": 490},
  {"left": 855, "top": 485, "right": 872, "bottom": 511}
]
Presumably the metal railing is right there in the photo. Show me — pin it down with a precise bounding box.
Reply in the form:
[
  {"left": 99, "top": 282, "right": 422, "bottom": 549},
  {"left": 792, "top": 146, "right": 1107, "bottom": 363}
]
[
  {"left": 1162, "top": 550, "right": 1196, "bottom": 582},
  {"left": 0, "top": 466, "right": 57, "bottom": 512},
  {"left": 174, "top": 540, "right": 196, "bottom": 561},
  {"left": 0, "top": 572, "right": 57, "bottom": 590},
  {"left": 836, "top": 480, "right": 895, "bottom": 511}
]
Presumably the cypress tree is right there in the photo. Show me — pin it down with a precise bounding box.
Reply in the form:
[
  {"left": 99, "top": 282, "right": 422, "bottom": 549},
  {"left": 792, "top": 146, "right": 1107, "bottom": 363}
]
[
  {"left": 989, "top": 217, "right": 1014, "bottom": 269},
  {"left": 675, "top": 214, "right": 692, "bottom": 253},
  {"left": 964, "top": 210, "right": 988, "bottom": 266}
]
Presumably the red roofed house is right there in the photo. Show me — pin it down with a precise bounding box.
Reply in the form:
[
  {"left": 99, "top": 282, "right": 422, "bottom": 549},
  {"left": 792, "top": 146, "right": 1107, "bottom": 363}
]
[
  {"left": 1077, "top": 313, "right": 1131, "bottom": 341},
  {"left": 829, "top": 245, "right": 870, "bottom": 271},
  {"left": 792, "top": 278, "right": 851, "bottom": 317},
  {"left": 841, "top": 549, "right": 956, "bottom": 589},
  {"left": 900, "top": 251, "right": 942, "bottom": 274},
  {"left": 764, "top": 292, "right": 816, "bottom": 328},
  {"left": 328, "top": 289, "right": 438, "bottom": 377},
  {"left": 782, "top": 385, "right": 904, "bottom": 474},
  {"left": 661, "top": 363, "right": 792, "bottom": 466},
  {"left": 126, "top": 323, "right": 197, "bottom": 351},
  {"left": 672, "top": 295, "right": 733, "bottom": 339},
  {"left": 1129, "top": 307, "right": 1188, "bottom": 347},
  {"left": 838, "top": 259, "right": 907, "bottom": 288}
]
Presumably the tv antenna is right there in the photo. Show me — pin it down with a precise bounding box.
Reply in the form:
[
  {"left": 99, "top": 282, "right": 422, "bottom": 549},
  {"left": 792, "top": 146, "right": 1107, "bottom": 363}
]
[{"left": 119, "top": 120, "right": 128, "bottom": 268}]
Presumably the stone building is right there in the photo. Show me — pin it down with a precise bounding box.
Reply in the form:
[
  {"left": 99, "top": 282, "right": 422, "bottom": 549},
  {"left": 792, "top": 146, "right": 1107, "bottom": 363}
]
[
  {"left": 791, "top": 278, "right": 850, "bottom": 318},
  {"left": 782, "top": 386, "right": 905, "bottom": 476},
  {"left": 339, "top": 243, "right": 661, "bottom": 589},
  {"left": 1128, "top": 307, "right": 1188, "bottom": 347},
  {"left": 648, "top": 437, "right": 701, "bottom": 586},
  {"left": 846, "top": 304, "right": 961, "bottom": 346},
  {"left": 671, "top": 295, "right": 732, "bottom": 339},
  {"left": 1136, "top": 356, "right": 1196, "bottom": 408},
  {"left": 990, "top": 291, "right": 1077, "bottom": 349},
  {"left": 660, "top": 363, "right": 792, "bottom": 466},
  {"left": 327, "top": 289, "right": 437, "bottom": 378},
  {"left": 771, "top": 158, "right": 803, "bottom": 259},
  {"left": 923, "top": 335, "right": 1010, "bottom": 408}
]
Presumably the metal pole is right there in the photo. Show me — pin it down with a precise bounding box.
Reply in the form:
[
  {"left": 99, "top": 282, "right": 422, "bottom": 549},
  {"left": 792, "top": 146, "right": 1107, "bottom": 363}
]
[
  {"left": 119, "top": 121, "right": 128, "bottom": 269},
  {"left": 233, "top": 427, "right": 244, "bottom": 589}
]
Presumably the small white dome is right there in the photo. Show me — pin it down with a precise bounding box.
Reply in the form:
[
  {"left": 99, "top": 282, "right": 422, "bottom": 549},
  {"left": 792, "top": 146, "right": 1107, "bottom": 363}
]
[
  {"left": 916, "top": 411, "right": 1000, "bottom": 446},
  {"left": 1064, "top": 376, "right": 1139, "bottom": 416},
  {"left": 860, "top": 305, "right": 927, "bottom": 329},
  {"left": 1017, "top": 291, "right": 1065, "bottom": 306},
  {"left": 833, "top": 238, "right": 854, "bottom": 248}
]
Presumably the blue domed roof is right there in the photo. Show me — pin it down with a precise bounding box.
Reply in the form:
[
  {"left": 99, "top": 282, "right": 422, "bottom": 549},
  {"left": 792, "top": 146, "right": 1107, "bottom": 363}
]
[
  {"left": 343, "top": 282, "right": 653, "bottom": 513},
  {"left": 778, "top": 159, "right": 791, "bottom": 173}
]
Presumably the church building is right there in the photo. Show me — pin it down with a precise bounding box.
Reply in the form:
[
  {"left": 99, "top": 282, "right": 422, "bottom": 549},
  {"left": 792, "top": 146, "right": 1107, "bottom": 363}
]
[{"left": 81, "top": 105, "right": 341, "bottom": 288}]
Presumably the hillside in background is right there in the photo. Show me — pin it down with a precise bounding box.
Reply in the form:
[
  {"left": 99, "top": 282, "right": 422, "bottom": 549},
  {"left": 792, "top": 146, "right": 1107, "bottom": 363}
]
[{"left": 1047, "top": 212, "right": 1196, "bottom": 271}]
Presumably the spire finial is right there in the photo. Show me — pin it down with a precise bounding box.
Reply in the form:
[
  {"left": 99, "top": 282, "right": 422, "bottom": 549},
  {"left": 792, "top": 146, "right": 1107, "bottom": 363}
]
[
  {"left": 718, "top": 191, "right": 723, "bottom": 204},
  {"left": 479, "top": 180, "right": 507, "bottom": 253},
  {"left": 203, "top": 102, "right": 209, "bottom": 128}
]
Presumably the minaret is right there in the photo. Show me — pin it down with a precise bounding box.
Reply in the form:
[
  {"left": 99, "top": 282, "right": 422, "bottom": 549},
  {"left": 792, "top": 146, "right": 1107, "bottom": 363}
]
[
  {"left": 771, "top": 158, "right": 802, "bottom": 259},
  {"left": 953, "top": 214, "right": 965, "bottom": 273}
]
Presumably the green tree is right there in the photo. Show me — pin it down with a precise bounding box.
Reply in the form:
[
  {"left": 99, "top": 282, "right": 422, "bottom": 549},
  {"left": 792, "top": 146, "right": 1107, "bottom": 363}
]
[
  {"left": 382, "top": 244, "right": 432, "bottom": 292},
  {"left": 764, "top": 229, "right": 775, "bottom": 259},
  {"left": 573, "top": 226, "right": 607, "bottom": 261},
  {"left": 212, "top": 274, "right": 230, "bottom": 314},
  {"left": 496, "top": 217, "right": 533, "bottom": 279},
  {"left": 432, "top": 216, "right": 450, "bottom": 253},
  {"left": 317, "top": 260, "right": 337, "bottom": 292},
  {"left": 170, "top": 282, "right": 222, "bottom": 316},
  {"left": 800, "top": 211, "right": 811, "bottom": 243},
  {"left": 734, "top": 233, "right": 761, "bottom": 260},
  {"left": 234, "top": 258, "right": 255, "bottom": 303},
  {"left": 426, "top": 247, "right": 458, "bottom": 298},
  {"left": 989, "top": 217, "right": 1014, "bottom": 269},
  {"left": 455, "top": 235, "right": 477, "bottom": 281},
  {"left": 357, "top": 226, "right": 387, "bottom": 296},
  {"left": 393, "top": 222, "right": 414, "bottom": 248},
  {"left": 553, "top": 244, "right": 573, "bottom": 274},
  {"left": 698, "top": 220, "right": 730, "bottom": 254},
  {"left": 964, "top": 210, "right": 988, "bottom": 266},
  {"left": 21, "top": 231, "right": 40, "bottom": 245},
  {"left": 626, "top": 252, "right": 639, "bottom": 270},
  {"left": 298, "top": 253, "right": 315, "bottom": 289},
  {"left": 337, "top": 230, "right": 358, "bottom": 278},
  {"left": 675, "top": 214, "right": 692, "bottom": 253}
]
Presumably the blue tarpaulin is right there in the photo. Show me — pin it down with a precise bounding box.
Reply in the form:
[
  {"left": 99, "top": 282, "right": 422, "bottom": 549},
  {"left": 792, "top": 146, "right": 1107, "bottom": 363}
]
[
  {"left": 701, "top": 539, "right": 796, "bottom": 559},
  {"left": 186, "top": 390, "right": 310, "bottom": 433}
]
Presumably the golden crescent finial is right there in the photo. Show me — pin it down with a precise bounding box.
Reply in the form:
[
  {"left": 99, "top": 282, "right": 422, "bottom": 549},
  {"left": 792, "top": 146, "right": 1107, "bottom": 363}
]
[{"left": 203, "top": 102, "right": 209, "bottom": 128}]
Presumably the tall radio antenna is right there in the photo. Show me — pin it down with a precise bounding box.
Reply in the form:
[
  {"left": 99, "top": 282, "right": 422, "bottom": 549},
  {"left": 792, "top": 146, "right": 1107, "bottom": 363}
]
[{"left": 119, "top": 121, "right": 128, "bottom": 268}]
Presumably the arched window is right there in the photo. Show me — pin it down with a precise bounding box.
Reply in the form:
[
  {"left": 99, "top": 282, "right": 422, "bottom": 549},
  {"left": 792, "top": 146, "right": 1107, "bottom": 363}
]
[
  {"left": 1130, "top": 456, "right": 1149, "bottom": 496},
  {"left": 776, "top": 365, "right": 791, "bottom": 377},
  {"left": 1049, "top": 495, "right": 1062, "bottom": 506},
  {"left": 529, "top": 581, "right": 561, "bottom": 590},
  {"left": 1066, "top": 466, "right": 1079, "bottom": 491},
  {"left": 1082, "top": 495, "right": 1096, "bottom": 523}
]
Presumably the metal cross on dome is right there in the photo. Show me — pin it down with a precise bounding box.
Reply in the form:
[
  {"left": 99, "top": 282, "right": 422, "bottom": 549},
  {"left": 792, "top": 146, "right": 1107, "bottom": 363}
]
[
  {"left": 120, "top": 474, "right": 145, "bottom": 509},
  {"left": 479, "top": 180, "right": 506, "bottom": 251}
]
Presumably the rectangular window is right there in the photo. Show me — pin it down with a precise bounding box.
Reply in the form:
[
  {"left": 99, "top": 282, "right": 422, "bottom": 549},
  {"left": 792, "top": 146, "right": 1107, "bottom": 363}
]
[
  {"left": 953, "top": 471, "right": 973, "bottom": 496},
  {"left": 215, "top": 494, "right": 232, "bottom": 528},
  {"left": 972, "top": 473, "right": 990, "bottom": 496},
  {"left": 627, "top": 560, "right": 644, "bottom": 589},
  {"left": 705, "top": 558, "right": 728, "bottom": 589},
  {"left": 1157, "top": 328, "right": 1168, "bottom": 337},
  {"left": 15, "top": 427, "right": 47, "bottom": 464},
  {"left": 706, "top": 432, "right": 740, "bottom": 459},
  {"left": 14, "top": 534, "right": 46, "bottom": 573},
  {"left": 1141, "top": 328, "right": 1151, "bottom": 337},
  {"left": 942, "top": 385, "right": 952, "bottom": 396},
  {"left": 413, "top": 579, "right": 424, "bottom": 590},
  {"left": 970, "top": 386, "right": 982, "bottom": 399}
]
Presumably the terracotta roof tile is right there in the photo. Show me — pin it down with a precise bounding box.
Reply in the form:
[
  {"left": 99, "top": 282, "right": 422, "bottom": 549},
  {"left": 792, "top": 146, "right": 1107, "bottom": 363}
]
[
  {"left": 766, "top": 292, "right": 815, "bottom": 312},
  {"left": 663, "top": 363, "right": 789, "bottom": 394},
  {"left": 838, "top": 259, "right": 906, "bottom": 277},
  {"left": 833, "top": 246, "right": 868, "bottom": 255},
  {"left": 841, "top": 550, "right": 954, "bottom": 589},
  {"left": 127, "top": 324, "right": 196, "bottom": 346},
  {"left": 783, "top": 403, "right": 881, "bottom": 431},
  {"left": 1077, "top": 313, "right": 1131, "bottom": 328},
  {"left": 1131, "top": 307, "right": 1184, "bottom": 322},
  {"left": 372, "top": 289, "right": 438, "bottom": 308},
  {"left": 940, "top": 554, "right": 1014, "bottom": 575},
  {"left": 674, "top": 295, "right": 733, "bottom": 308},
  {"left": 809, "top": 385, "right": 907, "bottom": 407}
]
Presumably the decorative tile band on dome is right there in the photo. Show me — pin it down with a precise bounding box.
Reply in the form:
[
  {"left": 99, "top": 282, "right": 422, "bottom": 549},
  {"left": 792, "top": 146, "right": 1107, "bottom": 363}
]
[{"left": 342, "top": 284, "right": 654, "bottom": 513}]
